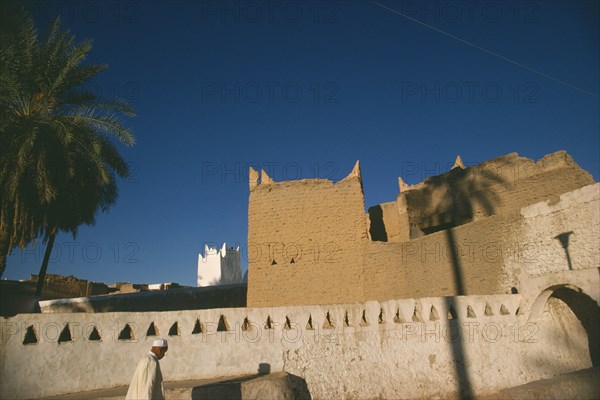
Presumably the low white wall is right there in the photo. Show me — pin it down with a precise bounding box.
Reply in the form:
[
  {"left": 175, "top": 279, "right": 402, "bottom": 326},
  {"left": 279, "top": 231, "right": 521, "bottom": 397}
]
[
  {"left": 0, "top": 292, "right": 594, "bottom": 399},
  {"left": 284, "top": 295, "right": 593, "bottom": 399},
  {"left": 1, "top": 306, "right": 284, "bottom": 399}
]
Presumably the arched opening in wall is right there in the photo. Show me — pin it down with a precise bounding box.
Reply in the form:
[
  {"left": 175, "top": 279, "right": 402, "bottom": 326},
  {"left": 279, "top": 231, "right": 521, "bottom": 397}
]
[{"left": 532, "top": 285, "right": 599, "bottom": 368}]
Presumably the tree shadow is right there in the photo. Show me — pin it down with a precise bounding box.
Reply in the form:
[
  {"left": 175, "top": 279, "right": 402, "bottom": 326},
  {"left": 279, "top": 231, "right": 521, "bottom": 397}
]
[
  {"left": 420, "top": 166, "right": 507, "bottom": 295},
  {"left": 417, "top": 167, "right": 507, "bottom": 235},
  {"left": 419, "top": 166, "right": 507, "bottom": 399},
  {"left": 37, "top": 284, "right": 248, "bottom": 313}
]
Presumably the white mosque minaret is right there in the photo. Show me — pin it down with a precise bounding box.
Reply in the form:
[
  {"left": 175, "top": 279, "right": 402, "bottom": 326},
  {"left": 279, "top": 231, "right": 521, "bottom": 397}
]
[{"left": 197, "top": 243, "right": 242, "bottom": 287}]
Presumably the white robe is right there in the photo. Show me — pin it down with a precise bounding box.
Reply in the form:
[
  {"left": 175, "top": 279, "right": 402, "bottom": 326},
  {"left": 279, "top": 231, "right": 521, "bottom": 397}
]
[{"left": 125, "top": 352, "right": 165, "bottom": 400}]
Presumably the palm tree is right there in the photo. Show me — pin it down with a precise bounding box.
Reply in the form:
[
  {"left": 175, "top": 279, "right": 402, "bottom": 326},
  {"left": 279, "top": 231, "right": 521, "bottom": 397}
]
[{"left": 0, "top": 11, "right": 135, "bottom": 296}]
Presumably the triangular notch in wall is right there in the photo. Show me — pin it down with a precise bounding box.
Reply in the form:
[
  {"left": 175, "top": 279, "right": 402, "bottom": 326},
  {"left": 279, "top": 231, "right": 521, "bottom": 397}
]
[
  {"left": 146, "top": 322, "right": 158, "bottom": 337},
  {"left": 118, "top": 324, "right": 134, "bottom": 341},
  {"left": 217, "top": 315, "right": 230, "bottom": 332},
  {"left": 88, "top": 326, "right": 101, "bottom": 341},
  {"left": 192, "top": 319, "right": 204, "bottom": 334},
  {"left": 23, "top": 325, "right": 38, "bottom": 345},
  {"left": 168, "top": 322, "right": 179, "bottom": 336},
  {"left": 59, "top": 324, "right": 72, "bottom": 343}
]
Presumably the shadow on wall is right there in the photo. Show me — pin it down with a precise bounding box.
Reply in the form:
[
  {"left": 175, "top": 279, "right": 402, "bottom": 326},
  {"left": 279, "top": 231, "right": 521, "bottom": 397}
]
[
  {"left": 418, "top": 166, "right": 508, "bottom": 236},
  {"left": 429, "top": 167, "right": 506, "bottom": 399},
  {"left": 258, "top": 363, "right": 270, "bottom": 375},
  {"left": 190, "top": 364, "right": 311, "bottom": 400},
  {"left": 554, "top": 231, "right": 575, "bottom": 270},
  {"left": 368, "top": 205, "right": 387, "bottom": 242},
  {"left": 38, "top": 284, "right": 247, "bottom": 314},
  {"left": 551, "top": 287, "right": 600, "bottom": 366}
]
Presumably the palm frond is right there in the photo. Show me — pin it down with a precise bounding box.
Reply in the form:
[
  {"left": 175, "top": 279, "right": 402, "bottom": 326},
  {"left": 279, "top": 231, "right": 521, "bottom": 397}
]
[
  {"left": 0, "top": 12, "right": 136, "bottom": 267},
  {"left": 67, "top": 107, "right": 135, "bottom": 145},
  {"left": 89, "top": 98, "right": 136, "bottom": 117}
]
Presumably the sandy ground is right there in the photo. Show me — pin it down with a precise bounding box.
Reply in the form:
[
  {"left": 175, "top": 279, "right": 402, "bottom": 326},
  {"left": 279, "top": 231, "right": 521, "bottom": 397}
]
[
  {"left": 40, "top": 374, "right": 258, "bottom": 400},
  {"left": 39, "top": 368, "right": 599, "bottom": 400}
]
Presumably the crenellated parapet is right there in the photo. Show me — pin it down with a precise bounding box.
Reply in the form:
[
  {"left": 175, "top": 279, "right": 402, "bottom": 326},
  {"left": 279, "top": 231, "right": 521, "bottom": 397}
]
[
  {"left": 397, "top": 155, "right": 466, "bottom": 194},
  {"left": 249, "top": 161, "right": 362, "bottom": 191},
  {"left": 3, "top": 294, "right": 524, "bottom": 348},
  {"left": 2, "top": 289, "right": 595, "bottom": 399}
]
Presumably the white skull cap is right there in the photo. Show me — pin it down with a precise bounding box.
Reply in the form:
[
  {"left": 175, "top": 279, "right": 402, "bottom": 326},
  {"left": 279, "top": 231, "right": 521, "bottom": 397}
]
[{"left": 152, "top": 338, "right": 168, "bottom": 348}]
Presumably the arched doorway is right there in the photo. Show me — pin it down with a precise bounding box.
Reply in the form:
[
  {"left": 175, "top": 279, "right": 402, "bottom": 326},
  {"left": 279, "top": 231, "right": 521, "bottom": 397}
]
[{"left": 530, "top": 285, "right": 599, "bottom": 367}]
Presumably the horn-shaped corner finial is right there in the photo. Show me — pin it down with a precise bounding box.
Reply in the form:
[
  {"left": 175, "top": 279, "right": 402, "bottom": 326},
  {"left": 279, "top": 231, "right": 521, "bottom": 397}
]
[
  {"left": 342, "top": 160, "right": 361, "bottom": 181},
  {"left": 398, "top": 176, "right": 413, "bottom": 193},
  {"left": 451, "top": 155, "right": 465, "bottom": 170},
  {"left": 249, "top": 167, "right": 259, "bottom": 190},
  {"left": 261, "top": 169, "right": 274, "bottom": 184}
]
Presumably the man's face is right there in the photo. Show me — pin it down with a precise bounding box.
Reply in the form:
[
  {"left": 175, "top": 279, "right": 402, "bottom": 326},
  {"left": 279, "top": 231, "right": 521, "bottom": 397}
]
[{"left": 153, "top": 346, "right": 168, "bottom": 359}]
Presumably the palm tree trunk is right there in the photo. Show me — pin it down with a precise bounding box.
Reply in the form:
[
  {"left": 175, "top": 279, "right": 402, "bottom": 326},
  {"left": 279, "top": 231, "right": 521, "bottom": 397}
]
[
  {"left": 34, "top": 232, "right": 56, "bottom": 297},
  {"left": 0, "top": 256, "right": 6, "bottom": 279},
  {"left": 0, "top": 231, "right": 7, "bottom": 279}
]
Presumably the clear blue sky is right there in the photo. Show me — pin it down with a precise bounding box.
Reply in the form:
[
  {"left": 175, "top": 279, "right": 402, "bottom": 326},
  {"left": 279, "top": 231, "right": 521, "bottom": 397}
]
[{"left": 5, "top": 0, "right": 599, "bottom": 286}]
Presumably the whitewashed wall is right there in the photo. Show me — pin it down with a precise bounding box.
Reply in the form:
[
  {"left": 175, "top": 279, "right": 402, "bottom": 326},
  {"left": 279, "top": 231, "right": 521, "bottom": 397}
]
[{"left": 0, "top": 290, "right": 596, "bottom": 400}]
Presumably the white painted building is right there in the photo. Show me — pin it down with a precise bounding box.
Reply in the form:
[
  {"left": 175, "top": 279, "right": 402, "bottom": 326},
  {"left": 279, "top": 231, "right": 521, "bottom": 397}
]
[{"left": 197, "top": 243, "right": 242, "bottom": 287}]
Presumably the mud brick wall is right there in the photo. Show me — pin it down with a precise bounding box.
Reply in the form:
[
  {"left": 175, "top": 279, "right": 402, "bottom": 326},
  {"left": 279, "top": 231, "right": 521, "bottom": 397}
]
[
  {"left": 400, "top": 151, "right": 594, "bottom": 236},
  {"left": 247, "top": 152, "right": 597, "bottom": 308},
  {"left": 366, "top": 215, "right": 517, "bottom": 300},
  {"left": 247, "top": 175, "right": 368, "bottom": 307}
]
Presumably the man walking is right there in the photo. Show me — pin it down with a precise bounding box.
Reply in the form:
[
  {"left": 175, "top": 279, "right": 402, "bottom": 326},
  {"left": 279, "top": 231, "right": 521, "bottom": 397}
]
[{"left": 126, "top": 338, "right": 168, "bottom": 400}]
